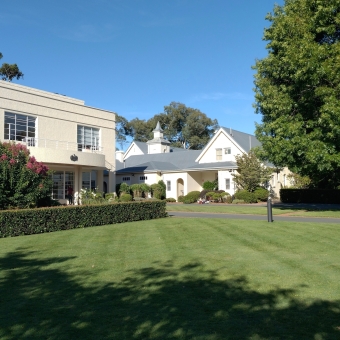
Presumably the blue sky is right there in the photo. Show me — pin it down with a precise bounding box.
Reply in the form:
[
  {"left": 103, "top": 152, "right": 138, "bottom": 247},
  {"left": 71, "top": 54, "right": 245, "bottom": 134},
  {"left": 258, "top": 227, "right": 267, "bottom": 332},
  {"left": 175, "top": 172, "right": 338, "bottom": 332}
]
[{"left": 2, "top": 0, "right": 283, "bottom": 146}]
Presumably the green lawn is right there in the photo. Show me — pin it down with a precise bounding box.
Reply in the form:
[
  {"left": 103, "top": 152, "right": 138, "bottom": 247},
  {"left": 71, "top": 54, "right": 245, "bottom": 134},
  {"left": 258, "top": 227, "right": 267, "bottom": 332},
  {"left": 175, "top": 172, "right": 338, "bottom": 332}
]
[
  {"left": 1, "top": 217, "right": 340, "bottom": 339},
  {"left": 167, "top": 203, "right": 340, "bottom": 218}
]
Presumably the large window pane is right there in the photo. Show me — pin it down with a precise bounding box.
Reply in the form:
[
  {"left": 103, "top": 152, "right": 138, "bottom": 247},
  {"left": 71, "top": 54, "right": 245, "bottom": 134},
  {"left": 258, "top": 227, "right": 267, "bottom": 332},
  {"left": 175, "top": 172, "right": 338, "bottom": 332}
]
[
  {"left": 77, "top": 125, "right": 100, "bottom": 151},
  {"left": 4, "top": 112, "right": 36, "bottom": 141}
]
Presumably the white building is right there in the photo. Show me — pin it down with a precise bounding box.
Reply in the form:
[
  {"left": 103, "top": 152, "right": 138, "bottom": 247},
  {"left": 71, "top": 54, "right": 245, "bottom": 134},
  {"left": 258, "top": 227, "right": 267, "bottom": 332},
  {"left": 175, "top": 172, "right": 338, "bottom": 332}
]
[
  {"left": 116, "top": 123, "right": 290, "bottom": 199},
  {"left": 0, "top": 81, "right": 116, "bottom": 204}
]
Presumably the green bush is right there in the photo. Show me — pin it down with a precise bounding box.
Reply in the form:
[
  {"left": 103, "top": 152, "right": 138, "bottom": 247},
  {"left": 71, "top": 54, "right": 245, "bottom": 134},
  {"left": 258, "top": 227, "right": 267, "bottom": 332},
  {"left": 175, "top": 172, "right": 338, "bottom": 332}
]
[
  {"left": 254, "top": 187, "right": 269, "bottom": 202},
  {"left": 177, "top": 195, "right": 185, "bottom": 203},
  {"left": 0, "top": 201, "right": 168, "bottom": 238},
  {"left": 158, "top": 180, "right": 166, "bottom": 199},
  {"left": 234, "top": 190, "right": 257, "bottom": 203},
  {"left": 130, "top": 184, "right": 142, "bottom": 198},
  {"left": 140, "top": 183, "right": 151, "bottom": 197},
  {"left": 202, "top": 180, "right": 216, "bottom": 191},
  {"left": 119, "top": 182, "right": 130, "bottom": 195},
  {"left": 120, "top": 193, "right": 133, "bottom": 202},
  {"left": 223, "top": 195, "right": 233, "bottom": 203},
  {"left": 183, "top": 197, "right": 196, "bottom": 204},
  {"left": 280, "top": 189, "right": 340, "bottom": 203},
  {"left": 199, "top": 190, "right": 225, "bottom": 199},
  {"left": 185, "top": 191, "right": 200, "bottom": 201},
  {"left": 166, "top": 198, "right": 176, "bottom": 202},
  {"left": 151, "top": 183, "right": 163, "bottom": 199}
]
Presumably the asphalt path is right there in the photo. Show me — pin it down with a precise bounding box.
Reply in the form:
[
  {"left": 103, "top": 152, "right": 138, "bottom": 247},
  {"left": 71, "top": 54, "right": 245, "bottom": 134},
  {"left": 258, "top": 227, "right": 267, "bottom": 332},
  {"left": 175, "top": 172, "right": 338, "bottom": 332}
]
[{"left": 168, "top": 211, "right": 340, "bottom": 224}]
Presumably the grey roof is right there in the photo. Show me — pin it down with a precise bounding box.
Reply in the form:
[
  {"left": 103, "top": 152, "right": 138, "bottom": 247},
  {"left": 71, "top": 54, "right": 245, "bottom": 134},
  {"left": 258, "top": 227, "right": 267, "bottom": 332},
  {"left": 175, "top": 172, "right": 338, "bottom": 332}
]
[
  {"left": 221, "top": 127, "right": 261, "bottom": 152},
  {"left": 117, "top": 149, "right": 237, "bottom": 174},
  {"left": 153, "top": 121, "right": 163, "bottom": 132},
  {"left": 133, "top": 141, "right": 148, "bottom": 154}
]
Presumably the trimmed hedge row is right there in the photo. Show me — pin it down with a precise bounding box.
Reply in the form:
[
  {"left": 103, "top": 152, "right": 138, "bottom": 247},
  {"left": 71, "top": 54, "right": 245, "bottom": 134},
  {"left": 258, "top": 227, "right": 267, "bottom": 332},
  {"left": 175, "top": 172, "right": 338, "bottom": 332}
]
[
  {"left": 0, "top": 201, "right": 168, "bottom": 238},
  {"left": 280, "top": 189, "right": 340, "bottom": 204}
]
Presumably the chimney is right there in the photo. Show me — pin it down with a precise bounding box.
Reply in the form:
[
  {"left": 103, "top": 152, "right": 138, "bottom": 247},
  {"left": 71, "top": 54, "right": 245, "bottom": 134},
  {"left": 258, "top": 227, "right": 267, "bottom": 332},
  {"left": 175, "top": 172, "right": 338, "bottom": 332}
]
[{"left": 116, "top": 150, "right": 125, "bottom": 163}]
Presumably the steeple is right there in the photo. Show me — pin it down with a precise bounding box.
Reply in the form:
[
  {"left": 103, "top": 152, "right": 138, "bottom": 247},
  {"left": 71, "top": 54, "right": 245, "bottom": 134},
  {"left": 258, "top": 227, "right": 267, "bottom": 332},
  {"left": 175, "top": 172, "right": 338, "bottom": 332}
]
[{"left": 146, "top": 121, "right": 170, "bottom": 154}]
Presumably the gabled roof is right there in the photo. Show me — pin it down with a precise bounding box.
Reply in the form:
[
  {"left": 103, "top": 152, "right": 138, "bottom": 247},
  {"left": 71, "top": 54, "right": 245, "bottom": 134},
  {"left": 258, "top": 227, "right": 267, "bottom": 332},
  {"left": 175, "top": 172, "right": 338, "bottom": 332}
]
[{"left": 220, "top": 127, "right": 261, "bottom": 153}]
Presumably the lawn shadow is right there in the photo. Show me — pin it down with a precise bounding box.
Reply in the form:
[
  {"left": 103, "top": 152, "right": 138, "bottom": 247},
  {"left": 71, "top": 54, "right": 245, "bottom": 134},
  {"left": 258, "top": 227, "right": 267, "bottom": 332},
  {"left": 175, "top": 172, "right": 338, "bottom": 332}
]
[{"left": 0, "top": 250, "right": 339, "bottom": 339}]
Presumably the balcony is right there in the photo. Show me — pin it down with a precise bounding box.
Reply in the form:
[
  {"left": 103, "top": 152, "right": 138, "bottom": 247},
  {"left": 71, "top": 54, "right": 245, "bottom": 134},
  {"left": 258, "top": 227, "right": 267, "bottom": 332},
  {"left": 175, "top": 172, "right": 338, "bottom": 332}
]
[
  {"left": 22, "top": 137, "right": 104, "bottom": 154},
  {"left": 16, "top": 137, "right": 106, "bottom": 168}
]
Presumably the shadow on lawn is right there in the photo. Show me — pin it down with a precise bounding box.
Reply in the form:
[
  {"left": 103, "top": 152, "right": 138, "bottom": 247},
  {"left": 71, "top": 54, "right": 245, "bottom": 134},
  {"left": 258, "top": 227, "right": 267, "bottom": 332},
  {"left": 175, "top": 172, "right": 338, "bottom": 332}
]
[{"left": 0, "top": 250, "right": 340, "bottom": 339}]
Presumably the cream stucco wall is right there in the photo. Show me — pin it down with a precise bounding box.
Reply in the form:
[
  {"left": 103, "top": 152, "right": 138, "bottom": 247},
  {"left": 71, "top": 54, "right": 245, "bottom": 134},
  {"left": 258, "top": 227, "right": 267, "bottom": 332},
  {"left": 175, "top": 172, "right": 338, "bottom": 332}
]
[{"left": 0, "top": 81, "right": 116, "bottom": 193}]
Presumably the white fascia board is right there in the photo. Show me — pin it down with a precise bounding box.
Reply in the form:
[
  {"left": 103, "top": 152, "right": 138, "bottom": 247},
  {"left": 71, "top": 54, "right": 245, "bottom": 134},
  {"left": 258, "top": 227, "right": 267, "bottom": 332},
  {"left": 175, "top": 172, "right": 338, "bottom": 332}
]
[
  {"left": 123, "top": 142, "right": 142, "bottom": 160},
  {"left": 195, "top": 128, "right": 247, "bottom": 163}
]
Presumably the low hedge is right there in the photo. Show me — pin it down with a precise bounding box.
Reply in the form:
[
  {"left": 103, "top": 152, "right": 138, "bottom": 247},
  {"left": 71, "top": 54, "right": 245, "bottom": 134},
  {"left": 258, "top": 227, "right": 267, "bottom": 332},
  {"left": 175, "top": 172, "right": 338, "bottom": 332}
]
[
  {"left": 0, "top": 201, "right": 168, "bottom": 238},
  {"left": 280, "top": 189, "right": 340, "bottom": 204}
]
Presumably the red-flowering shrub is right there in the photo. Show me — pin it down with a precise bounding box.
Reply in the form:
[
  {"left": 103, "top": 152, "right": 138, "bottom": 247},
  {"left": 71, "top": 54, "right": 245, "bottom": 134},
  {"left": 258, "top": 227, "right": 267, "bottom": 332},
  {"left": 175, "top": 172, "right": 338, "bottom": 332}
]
[{"left": 0, "top": 142, "right": 52, "bottom": 209}]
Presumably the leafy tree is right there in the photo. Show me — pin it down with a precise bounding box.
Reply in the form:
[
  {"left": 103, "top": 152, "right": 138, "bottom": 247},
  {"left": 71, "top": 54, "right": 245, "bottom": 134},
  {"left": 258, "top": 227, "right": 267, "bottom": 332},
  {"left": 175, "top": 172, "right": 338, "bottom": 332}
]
[
  {"left": 287, "top": 173, "right": 312, "bottom": 189},
  {"left": 0, "top": 142, "right": 52, "bottom": 209},
  {"left": 125, "top": 102, "right": 219, "bottom": 150},
  {"left": 115, "top": 114, "right": 132, "bottom": 150},
  {"left": 253, "top": 0, "right": 340, "bottom": 188},
  {"left": 231, "top": 150, "right": 273, "bottom": 192},
  {"left": 0, "top": 52, "right": 24, "bottom": 81}
]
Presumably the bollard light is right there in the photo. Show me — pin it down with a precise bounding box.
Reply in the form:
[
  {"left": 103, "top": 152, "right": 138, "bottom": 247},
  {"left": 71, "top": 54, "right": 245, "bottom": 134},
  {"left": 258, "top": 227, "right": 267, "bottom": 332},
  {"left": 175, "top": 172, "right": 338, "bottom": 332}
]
[{"left": 267, "top": 196, "right": 273, "bottom": 222}]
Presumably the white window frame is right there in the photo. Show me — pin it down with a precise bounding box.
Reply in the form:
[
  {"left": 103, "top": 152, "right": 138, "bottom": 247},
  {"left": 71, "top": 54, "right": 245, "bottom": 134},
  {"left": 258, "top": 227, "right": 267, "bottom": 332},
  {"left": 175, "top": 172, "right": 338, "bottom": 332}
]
[
  {"left": 224, "top": 147, "right": 231, "bottom": 154},
  {"left": 4, "top": 111, "right": 36, "bottom": 142},
  {"left": 166, "top": 180, "right": 171, "bottom": 191},
  {"left": 225, "top": 178, "right": 230, "bottom": 190},
  {"left": 216, "top": 148, "right": 222, "bottom": 161},
  {"left": 77, "top": 125, "right": 100, "bottom": 152}
]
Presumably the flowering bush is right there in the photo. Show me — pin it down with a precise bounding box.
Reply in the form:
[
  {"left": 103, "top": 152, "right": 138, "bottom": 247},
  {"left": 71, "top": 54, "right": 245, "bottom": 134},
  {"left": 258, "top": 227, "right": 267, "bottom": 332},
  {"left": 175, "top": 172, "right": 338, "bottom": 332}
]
[{"left": 0, "top": 142, "right": 52, "bottom": 209}]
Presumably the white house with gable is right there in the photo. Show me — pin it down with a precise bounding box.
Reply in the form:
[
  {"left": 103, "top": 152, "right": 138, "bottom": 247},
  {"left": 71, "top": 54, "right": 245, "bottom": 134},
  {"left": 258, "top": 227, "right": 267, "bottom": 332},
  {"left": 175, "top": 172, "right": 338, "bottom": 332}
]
[{"left": 116, "top": 122, "right": 290, "bottom": 199}]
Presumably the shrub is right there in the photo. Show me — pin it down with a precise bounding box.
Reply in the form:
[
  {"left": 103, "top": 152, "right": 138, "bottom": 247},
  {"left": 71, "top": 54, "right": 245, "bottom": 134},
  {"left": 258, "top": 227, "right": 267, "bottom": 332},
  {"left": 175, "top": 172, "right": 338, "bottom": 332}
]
[
  {"left": 254, "top": 187, "right": 269, "bottom": 202},
  {"left": 0, "top": 201, "right": 168, "bottom": 238},
  {"left": 223, "top": 195, "right": 233, "bottom": 203},
  {"left": 280, "top": 189, "right": 340, "bottom": 203},
  {"left": 105, "top": 193, "right": 116, "bottom": 201},
  {"left": 166, "top": 198, "right": 176, "bottom": 202},
  {"left": 234, "top": 190, "right": 257, "bottom": 203},
  {"left": 151, "top": 183, "right": 163, "bottom": 199},
  {"left": 140, "top": 183, "right": 151, "bottom": 197},
  {"left": 130, "top": 184, "right": 142, "bottom": 198},
  {"left": 185, "top": 191, "right": 201, "bottom": 201},
  {"left": 120, "top": 193, "right": 133, "bottom": 202},
  {"left": 199, "top": 190, "right": 225, "bottom": 199},
  {"left": 202, "top": 180, "right": 217, "bottom": 191},
  {"left": 119, "top": 182, "right": 130, "bottom": 195},
  {"left": 177, "top": 195, "right": 185, "bottom": 203},
  {"left": 158, "top": 180, "right": 166, "bottom": 199},
  {"left": 0, "top": 141, "right": 52, "bottom": 209},
  {"left": 183, "top": 197, "right": 196, "bottom": 204}
]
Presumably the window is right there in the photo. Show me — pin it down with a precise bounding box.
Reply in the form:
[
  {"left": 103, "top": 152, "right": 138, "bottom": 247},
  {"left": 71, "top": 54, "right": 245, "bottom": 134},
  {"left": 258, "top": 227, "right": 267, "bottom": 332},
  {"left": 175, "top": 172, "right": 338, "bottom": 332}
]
[
  {"left": 139, "top": 176, "right": 147, "bottom": 181},
  {"left": 52, "top": 171, "right": 74, "bottom": 199},
  {"left": 225, "top": 178, "right": 230, "bottom": 190},
  {"left": 4, "top": 112, "right": 36, "bottom": 142},
  {"left": 77, "top": 125, "right": 100, "bottom": 151},
  {"left": 224, "top": 147, "right": 231, "bottom": 154},
  {"left": 216, "top": 148, "right": 222, "bottom": 161},
  {"left": 122, "top": 177, "right": 131, "bottom": 181},
  {"left": 82, "top": 171, "right": 96, "bottom": 190},
  {"left": 167, "top": 180, "right": 171, "bottom": 191}
]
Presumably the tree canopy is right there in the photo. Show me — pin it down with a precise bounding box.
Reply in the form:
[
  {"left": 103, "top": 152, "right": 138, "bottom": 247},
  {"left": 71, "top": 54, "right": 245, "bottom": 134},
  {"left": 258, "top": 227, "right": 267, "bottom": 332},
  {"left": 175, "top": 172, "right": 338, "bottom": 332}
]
[
  {"left": 253, "top": 0, "right": 340, "bottom": 188},
  {"left": 121, "top": 102, "right": 218, "bottom": 150},
  {"left": 0, "top": 52, "right": 24, "bottom": 82}
]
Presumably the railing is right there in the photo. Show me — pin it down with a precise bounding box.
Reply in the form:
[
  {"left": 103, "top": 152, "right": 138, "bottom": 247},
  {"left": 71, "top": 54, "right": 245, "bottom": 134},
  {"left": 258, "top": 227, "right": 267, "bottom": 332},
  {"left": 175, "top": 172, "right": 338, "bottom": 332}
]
[{"left": 19, "top": 137, "right": 104, "bottom": 154}]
